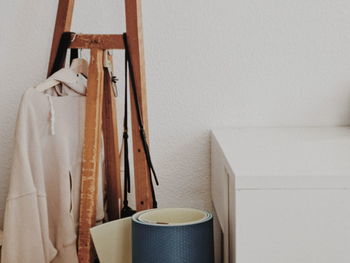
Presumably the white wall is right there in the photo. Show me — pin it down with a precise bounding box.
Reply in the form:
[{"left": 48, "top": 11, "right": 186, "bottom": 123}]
[{"left": 2, "top": 0, "right": 350, "bottom": 227}]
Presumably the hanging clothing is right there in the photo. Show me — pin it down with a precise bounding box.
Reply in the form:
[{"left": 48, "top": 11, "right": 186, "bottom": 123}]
[{"left": 1, "top": 86, "right": 105, "bottom": 263}]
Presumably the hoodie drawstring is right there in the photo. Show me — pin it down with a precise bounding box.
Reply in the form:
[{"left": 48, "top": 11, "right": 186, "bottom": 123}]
[{"left": 46, "top": 95, "right": 56, "bottom": 135}]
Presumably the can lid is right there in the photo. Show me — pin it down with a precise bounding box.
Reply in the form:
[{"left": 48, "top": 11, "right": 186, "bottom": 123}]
[{"left": 134, "top": 208, "right": 212, "bottom": 226}]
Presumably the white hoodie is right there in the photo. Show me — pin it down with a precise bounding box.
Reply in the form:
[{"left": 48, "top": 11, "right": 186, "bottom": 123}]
[{"left": 2, "top": 87, "right": 105, "bottom": 263}]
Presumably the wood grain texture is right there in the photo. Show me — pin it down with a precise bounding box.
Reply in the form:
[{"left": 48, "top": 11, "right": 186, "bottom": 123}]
[
  {"left": 78, "top": 49, "right": 104, "bottom": 263},
  {"left": 125, "top": 0, "right": 153, "bottom": 211},
  {"left": 102, "top": 55, "right": 122, "bottom": 220},
  {"left": 48, "top": 1, "right": 154, "bottom": 261},
  {"left": 47, "top": 0, "right": 75, "bottom": 77},
  {"left": 70, "top": 34, "right": 125, "bottom": 49}
]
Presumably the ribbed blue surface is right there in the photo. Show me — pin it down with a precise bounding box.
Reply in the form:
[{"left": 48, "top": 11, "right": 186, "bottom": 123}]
[{"left": 132, "top": 212, "right": 214, "bottom": 263}]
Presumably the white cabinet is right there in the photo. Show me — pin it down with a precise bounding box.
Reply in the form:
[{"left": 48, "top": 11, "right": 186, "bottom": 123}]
[{"left": 211, "top": 127, "right": 350, "bottom": 263}]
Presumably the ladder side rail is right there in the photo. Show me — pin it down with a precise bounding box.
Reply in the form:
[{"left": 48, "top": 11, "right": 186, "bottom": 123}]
[
  {"left": 125, "top": 0, "right": 154, "bottom": 211},
  {"left": 47, "top": 0, "right": 75, "bottom": 76},
  {"left": 102, "top": 55, "right": 122, "bottom": 220},
  {"left": 78, "top": 49, "right": 104, "bottom": 263}
]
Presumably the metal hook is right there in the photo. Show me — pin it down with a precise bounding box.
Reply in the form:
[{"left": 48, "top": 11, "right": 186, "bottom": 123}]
[
  {"left": 103, "top": 50, "right": 118, "bottom": 97},
  {"left": 71, "top": 32, "right": 77, "bottom": 42}
]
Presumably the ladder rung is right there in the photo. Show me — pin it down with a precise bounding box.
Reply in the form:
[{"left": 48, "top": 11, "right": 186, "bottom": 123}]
[{"left": 70, "top": 34, "right": 124, "bottom": 49}]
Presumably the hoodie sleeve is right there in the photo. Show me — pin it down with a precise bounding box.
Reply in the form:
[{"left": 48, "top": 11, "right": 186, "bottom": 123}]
[{"left": 1, "top": 92, "right": 57, "bottom": 263}]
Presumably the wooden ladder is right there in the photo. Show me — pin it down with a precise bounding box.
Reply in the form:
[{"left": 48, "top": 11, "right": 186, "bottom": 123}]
[{"left": 47, "top": 1, "right": 154, "bottom": 262}]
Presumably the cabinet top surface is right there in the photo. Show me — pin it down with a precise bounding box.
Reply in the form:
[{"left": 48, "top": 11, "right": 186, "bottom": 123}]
[{"left": 212, "top": 127, "right": 350, "bottom": 178}]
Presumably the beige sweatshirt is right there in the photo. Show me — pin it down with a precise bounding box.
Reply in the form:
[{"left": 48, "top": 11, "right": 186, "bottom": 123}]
[{"left": 2, "top": 87, "right": 105, "bottom": 263}]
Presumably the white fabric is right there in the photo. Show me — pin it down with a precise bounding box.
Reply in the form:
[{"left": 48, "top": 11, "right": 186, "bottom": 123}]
[{"left": 2, "top": 87, "right": 105, "bottom": 263}]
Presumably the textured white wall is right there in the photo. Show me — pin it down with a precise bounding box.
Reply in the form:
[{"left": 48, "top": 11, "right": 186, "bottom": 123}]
[{"left": 2, "top": 0, "right": 350, "bottom": 227}]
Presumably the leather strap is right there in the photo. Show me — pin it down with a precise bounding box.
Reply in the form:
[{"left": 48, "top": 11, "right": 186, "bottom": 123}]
[
  {"left": 122, "top": 33, "right": 159, "bottom": 210},
  {"left": 50, "top": 32, "right": 78, "bottom": 76},
  {"left": 121, "top": 44, "right": 135, "bottom": 218}
]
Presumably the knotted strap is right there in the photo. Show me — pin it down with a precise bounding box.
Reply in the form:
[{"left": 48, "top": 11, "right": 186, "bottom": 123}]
[{"left": 122, "top": 33, "right": 159, "bottom": 212}]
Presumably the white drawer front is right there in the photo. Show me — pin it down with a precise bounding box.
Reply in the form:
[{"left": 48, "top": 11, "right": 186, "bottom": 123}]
[{"left": 235, "top": 189, "right": 350, "bottom": 263}]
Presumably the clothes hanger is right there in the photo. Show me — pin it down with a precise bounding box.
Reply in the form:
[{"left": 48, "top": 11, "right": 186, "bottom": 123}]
[
  {"left": 70, "top": 49, "right": 89, "bottom": 78},
  {"left": 35, "top": 67, "right": 86, "bottom": 95},
  {"left": 36, "top": 34, "right": 87, "bottom": 95}
]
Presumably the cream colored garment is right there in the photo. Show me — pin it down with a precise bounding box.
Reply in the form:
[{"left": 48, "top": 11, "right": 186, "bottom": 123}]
[{"left": 2, "top": 87, "right": 105, "bottom": 263}]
